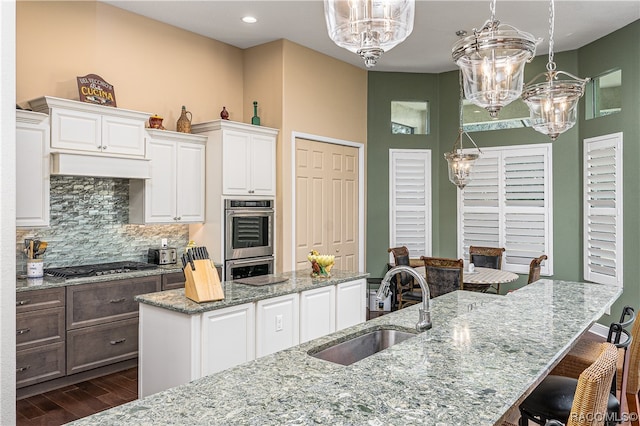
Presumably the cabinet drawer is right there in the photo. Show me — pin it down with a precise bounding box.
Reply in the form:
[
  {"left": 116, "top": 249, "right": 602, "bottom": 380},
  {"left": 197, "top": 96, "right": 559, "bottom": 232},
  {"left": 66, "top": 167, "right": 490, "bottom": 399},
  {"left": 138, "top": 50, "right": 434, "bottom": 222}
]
[
  {"left": 67, "top": 275, "right": 161, "bottom": 329},
  {"left": 66, "top": 318, "right": 138, "bottom": 375},
  {"left": 16, "top": 342, "right": 65, "bottom": 388},
  {"left": 16, "top": 307, "right": 65, "bottom": 351},
  {"left": 16, "top": 287, "right": 65, "bottom": 313},
  {"left": 162, "top": 272, "right": 185, "bottom": 291}
]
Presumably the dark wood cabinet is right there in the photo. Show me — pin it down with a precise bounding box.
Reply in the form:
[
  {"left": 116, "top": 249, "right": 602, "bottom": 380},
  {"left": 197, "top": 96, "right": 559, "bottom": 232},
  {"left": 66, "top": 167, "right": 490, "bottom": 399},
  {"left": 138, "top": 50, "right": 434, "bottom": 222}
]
[
  {"left": 66, "top": 318, "right": 139, "bottom": 375},
  {"left": 66, "top": 275, "right": 161, "bottom": 330},
  {"left": 16, "top": 287, "right": 66, "bottom": 389},
  {"left": 16, "top": 287, "right": 64, "bottom": 313},
  {"left": 162, "top": 271, "right": 186, "bottom": 290},
  {"left": 17, "top": 274, "right": 163, "bottom": 397}
]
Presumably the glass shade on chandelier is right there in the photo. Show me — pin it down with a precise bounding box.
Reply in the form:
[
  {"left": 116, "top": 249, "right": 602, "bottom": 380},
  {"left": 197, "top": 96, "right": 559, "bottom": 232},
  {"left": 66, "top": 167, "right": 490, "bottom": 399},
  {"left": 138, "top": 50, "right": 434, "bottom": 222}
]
[
  {"left": 521, "top": 69, "right": 588, "bottom": 140},
  {"left": 324, "top": 0, "right": 415, "bottom": 68},
  {"left": 451, "top": 1, "right": 539, "bottom": 118},
  {"left": 445, "top": 144, "right": 480, "bottom": 190},
  {"left": 521, "top": 0, "right": 589, "bottom": 141},
  {"left": 445, "top": 71, "right": 483, "bottom": 190}
]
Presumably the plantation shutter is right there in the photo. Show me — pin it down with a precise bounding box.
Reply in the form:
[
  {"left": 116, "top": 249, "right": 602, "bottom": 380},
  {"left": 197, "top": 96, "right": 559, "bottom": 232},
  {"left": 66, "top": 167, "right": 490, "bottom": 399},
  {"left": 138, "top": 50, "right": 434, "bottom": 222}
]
[
  {"left": 584, "top": 133, "right": 623, "bottom": 286},
  {"left": 458, "top": 144, "right": 552, "bottom": 275},
  {"left": 503, "top": 148, "right": 550, "bottom": 272},
  {"left": 389, "top": 149, "right": 432, "bottom": 259},
  {"left": 459, "top": 153, "right": 500, "bottom": 260}
]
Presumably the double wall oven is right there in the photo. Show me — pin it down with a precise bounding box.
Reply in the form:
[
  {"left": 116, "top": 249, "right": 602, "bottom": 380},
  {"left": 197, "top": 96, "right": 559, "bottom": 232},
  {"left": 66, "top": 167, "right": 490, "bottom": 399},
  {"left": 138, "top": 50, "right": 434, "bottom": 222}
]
[{"left": 224, "top": 199, "right": 274, "bottom": 280}]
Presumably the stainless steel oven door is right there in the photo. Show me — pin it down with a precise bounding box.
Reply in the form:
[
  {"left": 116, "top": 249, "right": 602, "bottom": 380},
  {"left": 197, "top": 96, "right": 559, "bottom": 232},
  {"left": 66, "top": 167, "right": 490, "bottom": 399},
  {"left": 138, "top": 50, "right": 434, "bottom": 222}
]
[
  {"left": 225, "top": 209, "right": 274, "bottom": 260},
  {"left": 225, "top": 256, "right": 274, "bottom": 281}
]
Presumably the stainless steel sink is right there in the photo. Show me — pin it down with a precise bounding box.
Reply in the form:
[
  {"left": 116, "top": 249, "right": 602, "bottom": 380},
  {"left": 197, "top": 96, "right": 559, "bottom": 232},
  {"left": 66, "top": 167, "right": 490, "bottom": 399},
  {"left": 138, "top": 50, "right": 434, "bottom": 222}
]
[{"left": 308, "top": 327, "right": 417, "bottom": 366}]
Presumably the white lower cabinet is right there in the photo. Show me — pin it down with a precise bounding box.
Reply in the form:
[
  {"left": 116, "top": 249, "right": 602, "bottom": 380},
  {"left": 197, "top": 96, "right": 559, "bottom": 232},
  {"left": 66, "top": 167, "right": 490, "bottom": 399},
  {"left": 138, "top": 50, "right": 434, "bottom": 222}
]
[
  {"left": 336, "top": 278, "right": 367, "bottom": 331},
  {"left": 139, "top": 278, "right": 364, "bottom": 397},
  {"left": 256, "top": 294, "right": 299, "bottom": 358},
  {"left": 201, "top": 303, "right": 255, "bottom": 376},
  {"left": 300, "top": 286, "right": 336, "bottom": 343}
]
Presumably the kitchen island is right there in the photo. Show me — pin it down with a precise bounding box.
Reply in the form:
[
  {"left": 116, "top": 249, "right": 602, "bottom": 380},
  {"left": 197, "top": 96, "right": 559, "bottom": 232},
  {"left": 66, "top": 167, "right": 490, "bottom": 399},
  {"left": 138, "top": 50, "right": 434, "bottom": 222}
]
[
  {"left": 134, "top": 270, "right": 369, "bottom": 397},
  {"left": 71, "top": 279, "right": 620, "bottom": 425}
]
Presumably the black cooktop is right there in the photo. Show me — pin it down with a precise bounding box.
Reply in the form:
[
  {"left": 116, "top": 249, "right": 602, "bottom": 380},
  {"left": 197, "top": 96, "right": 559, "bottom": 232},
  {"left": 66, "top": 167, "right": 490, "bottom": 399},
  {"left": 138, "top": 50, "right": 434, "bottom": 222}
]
[{"left": 44, "top": 261, "right": 157, "bottom": 278}]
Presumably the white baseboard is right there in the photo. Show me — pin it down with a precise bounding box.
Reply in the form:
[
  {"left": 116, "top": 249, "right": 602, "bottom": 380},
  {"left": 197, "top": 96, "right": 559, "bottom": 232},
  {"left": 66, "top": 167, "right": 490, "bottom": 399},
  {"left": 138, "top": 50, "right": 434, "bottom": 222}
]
[{"left": 588, "top": 322, "right": 610, "bottom": 338}]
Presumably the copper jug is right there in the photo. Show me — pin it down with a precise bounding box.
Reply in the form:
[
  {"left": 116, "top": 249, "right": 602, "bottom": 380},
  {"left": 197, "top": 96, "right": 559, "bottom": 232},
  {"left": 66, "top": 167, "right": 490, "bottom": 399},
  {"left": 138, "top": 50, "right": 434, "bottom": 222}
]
[{"left": 176, "top": 106, "right": 192, "bottom": 133}]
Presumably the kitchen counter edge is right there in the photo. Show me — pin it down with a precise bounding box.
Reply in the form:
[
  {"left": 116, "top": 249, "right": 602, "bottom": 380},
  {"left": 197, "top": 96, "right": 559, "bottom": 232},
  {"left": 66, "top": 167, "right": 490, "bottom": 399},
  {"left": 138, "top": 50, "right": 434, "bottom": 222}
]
[{"left": 134, "top": 270, "right": 370, "bottom": 315}]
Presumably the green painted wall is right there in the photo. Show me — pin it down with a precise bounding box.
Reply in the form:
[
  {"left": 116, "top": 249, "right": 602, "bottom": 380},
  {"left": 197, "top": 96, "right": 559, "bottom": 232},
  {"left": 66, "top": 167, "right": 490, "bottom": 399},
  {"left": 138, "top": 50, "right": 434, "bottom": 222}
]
[
  {"left": 578, "top": 20, "right": 640, "bottom": 322},
  {"left": 366, "top": 20, "right": 640, "bottom": 322},
  {"left": 366, "top": 72, "right": 440, "bottom": 279}
]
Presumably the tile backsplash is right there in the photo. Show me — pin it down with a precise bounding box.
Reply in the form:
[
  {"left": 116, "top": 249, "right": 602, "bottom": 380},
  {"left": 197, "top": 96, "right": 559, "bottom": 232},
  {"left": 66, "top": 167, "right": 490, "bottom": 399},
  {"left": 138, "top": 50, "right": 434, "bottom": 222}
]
[{"left": 16, "top": 176, "right": 189, "bottom": 272}]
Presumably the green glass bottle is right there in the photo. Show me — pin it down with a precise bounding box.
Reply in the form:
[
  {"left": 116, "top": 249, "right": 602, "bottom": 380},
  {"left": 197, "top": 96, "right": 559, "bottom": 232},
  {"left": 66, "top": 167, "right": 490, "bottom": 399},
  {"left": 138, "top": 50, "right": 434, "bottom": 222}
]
[{"left": 251, "top": 101, "right": 260, "bottom": 126}]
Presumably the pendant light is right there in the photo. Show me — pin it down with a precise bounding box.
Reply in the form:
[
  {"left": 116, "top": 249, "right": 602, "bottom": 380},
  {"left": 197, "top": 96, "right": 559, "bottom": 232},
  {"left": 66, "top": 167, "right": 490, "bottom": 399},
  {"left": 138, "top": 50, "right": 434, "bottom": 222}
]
[
  {"left": 324, "top": 0, "right": 415, "bottom": 68},
  {"left": 521, "top": 0, "right": 589, "bottom": 141},
  {"left": 445, "top": 72, "right": 482, "bottom": 190},
  {"left": 452, "top": 0, "right": 539, "bottom": 118}
]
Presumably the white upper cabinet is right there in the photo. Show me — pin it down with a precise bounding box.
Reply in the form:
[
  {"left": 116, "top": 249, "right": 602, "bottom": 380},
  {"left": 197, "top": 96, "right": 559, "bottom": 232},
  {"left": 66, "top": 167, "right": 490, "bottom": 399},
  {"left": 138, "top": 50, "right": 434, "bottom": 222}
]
[
  {"left": 16, "top": 110, "right": 50, "bottom": 227},
  {"left": 29, "top": 96, "right": 149, "bottom": 158},
  {"left": 192, "top": 120, "right": 278, "bottom": 196},
  {"left": 129, "top": 129, "right": 206, "bottom": 224}
]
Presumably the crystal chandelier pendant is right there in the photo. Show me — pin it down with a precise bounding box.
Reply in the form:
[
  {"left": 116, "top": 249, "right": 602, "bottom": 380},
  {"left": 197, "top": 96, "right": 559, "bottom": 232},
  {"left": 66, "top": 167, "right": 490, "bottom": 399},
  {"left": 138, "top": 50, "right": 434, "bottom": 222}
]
[
  {"left": 324, "top": 0, "right": 415, "bottom": 68},
  {"left": 522, "top": 69, "right": 588, "bottom": 140},
  {"left": 522, "top": 0, "right": 589, "bottom": 140},
  {"left": 451, "top": 0, "right": 539, "bottom": 118},
  {"left": 445, "top": 71, "right": 482, "bottom": 190},
  {"left": 445, "top": 139, "right": 480, "bottom": 189}
]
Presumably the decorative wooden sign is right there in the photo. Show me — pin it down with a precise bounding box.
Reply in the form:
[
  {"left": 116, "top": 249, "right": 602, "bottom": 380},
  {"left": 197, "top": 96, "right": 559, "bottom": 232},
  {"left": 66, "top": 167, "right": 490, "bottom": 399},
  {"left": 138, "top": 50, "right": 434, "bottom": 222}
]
[{"left": 76, "top": 74, "right": 117, "bottom": 107}]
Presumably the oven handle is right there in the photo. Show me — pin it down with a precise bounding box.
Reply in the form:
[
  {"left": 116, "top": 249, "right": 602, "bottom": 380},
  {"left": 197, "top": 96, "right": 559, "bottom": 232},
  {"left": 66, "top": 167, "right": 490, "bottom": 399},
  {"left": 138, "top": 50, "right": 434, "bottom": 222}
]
[
  {"left": 226, "top": 257, "right": 274, "bottom": 267},
  {"left": 225, "top": 209, "right": 274, "bottom": 216}
]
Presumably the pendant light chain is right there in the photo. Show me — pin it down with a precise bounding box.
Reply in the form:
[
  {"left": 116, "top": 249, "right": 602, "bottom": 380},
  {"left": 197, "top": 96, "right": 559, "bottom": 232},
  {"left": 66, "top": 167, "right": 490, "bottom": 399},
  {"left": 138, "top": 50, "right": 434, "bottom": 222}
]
[
  {"left": 489, "top": 0, "right": 497, "bottom": 23},
  {"left": 458, "top": 71, "right": 464, "bottom": 134},
  {"left": 547, "top": 0, "right": 556, "bottom": 71}
]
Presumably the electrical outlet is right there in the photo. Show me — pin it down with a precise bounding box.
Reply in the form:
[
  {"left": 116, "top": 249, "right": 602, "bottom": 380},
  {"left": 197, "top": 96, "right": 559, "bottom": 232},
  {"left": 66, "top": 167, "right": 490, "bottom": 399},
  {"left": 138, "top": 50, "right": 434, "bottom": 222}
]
[
  {"left": 275, "top": 315, "right": 283, "bottom": 331},
  {"left": 161, "top": 238, "right": 168, "bottom": 248}
]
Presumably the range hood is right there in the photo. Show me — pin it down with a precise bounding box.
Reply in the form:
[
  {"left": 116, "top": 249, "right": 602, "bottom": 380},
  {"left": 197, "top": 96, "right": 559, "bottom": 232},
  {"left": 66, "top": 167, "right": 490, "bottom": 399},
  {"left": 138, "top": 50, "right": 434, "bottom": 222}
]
[{"left": 50, "top": 153, "right": 151, "bottom": 179}]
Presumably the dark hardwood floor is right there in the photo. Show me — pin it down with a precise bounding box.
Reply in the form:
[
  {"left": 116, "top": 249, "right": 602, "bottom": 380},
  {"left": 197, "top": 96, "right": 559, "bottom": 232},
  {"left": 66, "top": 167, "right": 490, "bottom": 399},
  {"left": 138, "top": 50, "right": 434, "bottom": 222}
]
[{"left": 16, "top": 368, "right": 137, "bottom": 426}]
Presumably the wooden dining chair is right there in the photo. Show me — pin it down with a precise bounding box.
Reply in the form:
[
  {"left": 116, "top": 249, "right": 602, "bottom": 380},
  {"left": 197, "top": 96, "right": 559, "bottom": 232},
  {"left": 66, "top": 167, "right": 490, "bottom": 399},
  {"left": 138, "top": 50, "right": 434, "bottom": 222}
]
[
  {"left": 469, "top": 246, "right": 505, "bottom": 269},
  {"left": 419, "top": 256, "right": 463, "bottom": 298},
  {"left": 503, "top": 342, "right": 619, "bottom": 426},
  {"left": 469, "top": 246, "right": 505, "bottom": 293},
  {"left": 527, "top": 254, "right": 548, "bottom": 284},
  {"left": 387, "top": 246, "right": 421, "bottom": 309}
]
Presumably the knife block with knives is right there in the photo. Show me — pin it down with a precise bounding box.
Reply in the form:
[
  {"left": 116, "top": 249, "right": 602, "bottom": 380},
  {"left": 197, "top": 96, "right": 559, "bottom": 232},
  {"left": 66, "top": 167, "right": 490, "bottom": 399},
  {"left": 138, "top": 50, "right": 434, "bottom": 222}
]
[{"left": 182, "top": 246, "right": 224, "bottom": 303}]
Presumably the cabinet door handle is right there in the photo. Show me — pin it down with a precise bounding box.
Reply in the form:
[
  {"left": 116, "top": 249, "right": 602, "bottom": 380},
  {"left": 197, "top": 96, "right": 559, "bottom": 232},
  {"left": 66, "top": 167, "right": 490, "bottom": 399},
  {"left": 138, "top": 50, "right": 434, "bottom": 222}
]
[
  {"left": 102, "top": 145, "right": 107, "bottom": 150},
  {"left": 16, "top": 328, "right": 31, "bottom": 335},
  {"left": 109, "top": 298, "right": 126, "bottom": 304},
  {"left": 16, "top": 299, "right": 31, "bottom": 306},
  {"left": 97, "top": 145, "right": 102, "bottom": 149},
  {"left": 16, "top": 365, "right": 30, "bottom": 373},
  {"left": 248, "top": 190, "right": 255, "bottom": 194},
  {"left": 110, "top": 338, "right": 126, "bottom": 345}
]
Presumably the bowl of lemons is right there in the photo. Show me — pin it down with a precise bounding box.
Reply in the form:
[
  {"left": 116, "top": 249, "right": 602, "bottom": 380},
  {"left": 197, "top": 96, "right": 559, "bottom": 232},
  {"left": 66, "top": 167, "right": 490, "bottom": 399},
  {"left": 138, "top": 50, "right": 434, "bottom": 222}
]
[{"left": 307, "top": 250, "right": 335, "bottom": 277}]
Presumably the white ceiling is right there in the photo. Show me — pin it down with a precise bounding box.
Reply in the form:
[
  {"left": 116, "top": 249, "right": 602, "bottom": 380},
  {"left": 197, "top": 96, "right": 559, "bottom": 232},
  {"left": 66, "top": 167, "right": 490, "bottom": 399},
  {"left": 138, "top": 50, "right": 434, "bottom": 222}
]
[{"left": 103, "top": 0, "right": 640, "bottom": 73}]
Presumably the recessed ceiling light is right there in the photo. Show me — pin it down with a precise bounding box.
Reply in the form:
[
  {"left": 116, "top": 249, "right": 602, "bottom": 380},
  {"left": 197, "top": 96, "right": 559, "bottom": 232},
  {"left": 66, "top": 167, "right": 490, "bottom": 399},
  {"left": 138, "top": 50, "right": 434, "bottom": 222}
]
[{"left": 242, "top": 16, "right": 257, "bottom": 24}]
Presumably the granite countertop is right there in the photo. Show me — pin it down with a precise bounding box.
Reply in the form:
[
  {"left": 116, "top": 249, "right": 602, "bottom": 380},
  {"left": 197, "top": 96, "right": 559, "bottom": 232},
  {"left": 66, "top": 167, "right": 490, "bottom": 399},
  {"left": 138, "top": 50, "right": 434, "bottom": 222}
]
[
  {"left": 15, "top": 264, "right": 184, "bottom": 292},
  {"left": 134, "top": 269, "right": 370, "bottom": 314},
  {"left": 69, "top": 279, "right": 621, "bottom": 426}
]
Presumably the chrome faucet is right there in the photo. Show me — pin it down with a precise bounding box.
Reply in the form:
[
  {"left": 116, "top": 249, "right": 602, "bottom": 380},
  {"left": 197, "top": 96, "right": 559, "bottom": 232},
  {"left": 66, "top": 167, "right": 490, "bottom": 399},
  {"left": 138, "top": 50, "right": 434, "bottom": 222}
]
[{"left": 377, "top": 265, "right": 432, "bottom": 332}]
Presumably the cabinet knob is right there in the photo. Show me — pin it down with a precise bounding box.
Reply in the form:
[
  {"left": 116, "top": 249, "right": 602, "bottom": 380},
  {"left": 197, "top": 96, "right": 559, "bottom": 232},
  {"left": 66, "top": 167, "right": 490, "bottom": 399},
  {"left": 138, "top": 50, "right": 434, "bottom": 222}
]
[
  {"left": 336, "top": 249, "right": 340, "bottom": 253},
  {"left": 16, "top": 365, "right": 31, "bottom": 373},
  {"left": 175, "top": 217, "right": 181, "bottom": 221},
  {"left": 16, "top": 299, "right": 30, "bottom": 306},
  {"left": 102, "top": 145, "right": 107, "bottom": 150},
  {"left": 16, "top": 328, "right": 31, "bottom": 335},
  {"left": 248, "top": 190, "right": 255, "bottom": 194}
]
